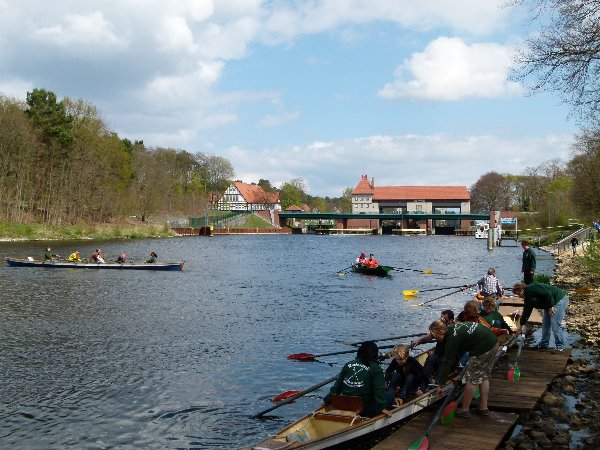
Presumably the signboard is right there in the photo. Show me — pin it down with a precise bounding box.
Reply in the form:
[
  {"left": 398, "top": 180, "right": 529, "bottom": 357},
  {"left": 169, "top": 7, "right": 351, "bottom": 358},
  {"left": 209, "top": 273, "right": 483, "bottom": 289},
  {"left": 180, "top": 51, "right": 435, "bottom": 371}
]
[{"left": 501, "top": 218, "right": 517, "bottom": 225}]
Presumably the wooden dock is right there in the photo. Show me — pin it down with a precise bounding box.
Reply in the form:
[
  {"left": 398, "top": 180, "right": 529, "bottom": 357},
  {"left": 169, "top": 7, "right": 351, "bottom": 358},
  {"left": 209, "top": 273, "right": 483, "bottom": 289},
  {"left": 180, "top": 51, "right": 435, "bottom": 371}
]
[{"left": 373, "top": 347, "right": 571, "bottom": 450}]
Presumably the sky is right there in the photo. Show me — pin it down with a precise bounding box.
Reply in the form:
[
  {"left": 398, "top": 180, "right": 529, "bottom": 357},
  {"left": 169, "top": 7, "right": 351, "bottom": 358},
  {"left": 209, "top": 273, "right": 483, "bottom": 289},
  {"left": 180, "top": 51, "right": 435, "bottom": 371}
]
[{"left": 0, "top": 0, "right": 578, "bottom": 197}]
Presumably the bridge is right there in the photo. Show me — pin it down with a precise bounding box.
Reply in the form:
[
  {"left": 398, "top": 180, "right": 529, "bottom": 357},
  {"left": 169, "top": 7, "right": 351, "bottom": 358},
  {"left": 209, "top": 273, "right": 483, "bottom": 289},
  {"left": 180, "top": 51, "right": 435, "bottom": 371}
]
[{"left": 278, "top": 212, "right": 489, "bottom": 221}]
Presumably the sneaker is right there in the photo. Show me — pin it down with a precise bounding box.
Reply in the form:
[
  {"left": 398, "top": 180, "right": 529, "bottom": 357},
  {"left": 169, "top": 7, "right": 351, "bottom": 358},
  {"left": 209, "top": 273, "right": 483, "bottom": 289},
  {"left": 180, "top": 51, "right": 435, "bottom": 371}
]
[
  {"left": 476, "top": 408, "right": 490, "bottom": 416},
  {"left": 556, "top": 348, "right": 565, "bottom": 352},
  {"left": 531, "top": 343, "right": 549, "bottom": 349},
  {"left": 455, "top": 409, "right": 470, "bottom": 418}
]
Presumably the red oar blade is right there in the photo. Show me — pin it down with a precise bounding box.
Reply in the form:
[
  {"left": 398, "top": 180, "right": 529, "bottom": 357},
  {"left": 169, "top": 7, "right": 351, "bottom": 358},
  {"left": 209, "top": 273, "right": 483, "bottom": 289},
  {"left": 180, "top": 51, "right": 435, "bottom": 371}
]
[
  {"left": 272, "top": 390, "right": 301, "bottom": 402},
  {"left": 408, "top": 435, "right": 429, "bottom": 450},
  {"left": 440, "top": 401, "right": 457, "bottom": 425},
  {"left": 287, "top": 353, "right": 316, "bottom": 361}
]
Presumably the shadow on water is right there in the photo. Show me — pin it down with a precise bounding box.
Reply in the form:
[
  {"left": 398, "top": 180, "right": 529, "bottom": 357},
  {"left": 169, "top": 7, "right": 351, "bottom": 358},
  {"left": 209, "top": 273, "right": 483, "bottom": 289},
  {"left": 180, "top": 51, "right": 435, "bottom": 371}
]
[{"left": 0, "top": 235, "right": 556, "bottom": 449}]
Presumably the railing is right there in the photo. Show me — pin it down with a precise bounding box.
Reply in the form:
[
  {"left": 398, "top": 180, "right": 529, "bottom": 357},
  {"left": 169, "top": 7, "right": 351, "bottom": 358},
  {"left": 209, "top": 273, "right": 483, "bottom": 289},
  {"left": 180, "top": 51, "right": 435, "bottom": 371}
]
[{"left": 555, "top": 227, "right": 592, "bottom": 255}]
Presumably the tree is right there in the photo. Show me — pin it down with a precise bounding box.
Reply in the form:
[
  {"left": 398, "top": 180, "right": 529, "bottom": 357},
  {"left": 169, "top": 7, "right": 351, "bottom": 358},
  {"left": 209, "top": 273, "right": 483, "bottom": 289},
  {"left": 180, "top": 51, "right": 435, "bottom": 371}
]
[
  {"left": 513, "top": 0, "right": 600, "bottom": 124},
  {"left": 469, "top": 172, "right": 512, "bottom": 212},
  {"left": 568, "top": 129, "right": 600, "bottom": 221},
  {"left": 279, "top": 182, "right": 304, "bottom": 209},
  {"left": 339, "top": 187, "right": 353, "bottom": 212}
]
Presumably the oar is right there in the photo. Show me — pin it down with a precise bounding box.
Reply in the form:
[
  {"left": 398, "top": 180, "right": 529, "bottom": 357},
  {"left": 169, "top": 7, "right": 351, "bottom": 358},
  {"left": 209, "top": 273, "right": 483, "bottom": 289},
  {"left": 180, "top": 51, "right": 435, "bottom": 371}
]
[
  {"left": 403, "top": 284, "right": 472, "bottom": 297},
  {"left": 251, "top": 374, "right": 338, "bottom": 419},
  {"left": 337, "top": 265, "right": 354, "bottom": 276},
  {"left": 408, "top": 363, "right": 469, "bottom": 450},
  {"left": 411, "top": 284, "right": 475, "bottom": 307},
  {"left": 349, "top": 332, "right": 424, "bottom": 347},
  {"left": 508, "top": 326, "right": 526, "bottom": 381},
  {"left": 288, "top": 343, "right": 396, "bottom": 361},
  {"left": 391, "top": 266, "right": 437, "bottom": 275}
]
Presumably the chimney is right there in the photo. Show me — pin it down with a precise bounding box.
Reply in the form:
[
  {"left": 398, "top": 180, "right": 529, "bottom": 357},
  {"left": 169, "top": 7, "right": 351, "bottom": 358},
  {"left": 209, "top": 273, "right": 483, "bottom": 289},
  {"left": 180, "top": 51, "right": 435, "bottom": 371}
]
[{"left": 371, "top": 177, "right": 374, "bottom": 188}]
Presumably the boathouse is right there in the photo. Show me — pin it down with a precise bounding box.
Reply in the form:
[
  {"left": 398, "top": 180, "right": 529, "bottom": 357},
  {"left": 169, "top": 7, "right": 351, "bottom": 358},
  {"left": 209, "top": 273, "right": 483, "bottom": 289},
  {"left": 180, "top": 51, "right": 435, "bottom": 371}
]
[{"left": 350, "top": 175, "right": 471, "bottom": 232}]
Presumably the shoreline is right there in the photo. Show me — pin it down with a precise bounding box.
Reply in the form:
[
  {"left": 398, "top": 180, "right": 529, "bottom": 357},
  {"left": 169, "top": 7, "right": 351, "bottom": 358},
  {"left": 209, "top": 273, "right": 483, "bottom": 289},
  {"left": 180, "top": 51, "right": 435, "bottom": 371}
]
[{"left": 500, "top": 248, "right": 600, "bottom": 449}]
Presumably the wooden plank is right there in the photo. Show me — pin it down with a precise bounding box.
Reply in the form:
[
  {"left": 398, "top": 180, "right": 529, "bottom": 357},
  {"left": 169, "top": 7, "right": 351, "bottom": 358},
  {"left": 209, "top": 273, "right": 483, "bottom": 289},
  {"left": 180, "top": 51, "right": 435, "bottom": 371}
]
[
  {"left": 498, "top": 305, "right": 543, "bottom": 325},
  {"left": 372, "top": 409, "right": 518, "bottom": 449}
]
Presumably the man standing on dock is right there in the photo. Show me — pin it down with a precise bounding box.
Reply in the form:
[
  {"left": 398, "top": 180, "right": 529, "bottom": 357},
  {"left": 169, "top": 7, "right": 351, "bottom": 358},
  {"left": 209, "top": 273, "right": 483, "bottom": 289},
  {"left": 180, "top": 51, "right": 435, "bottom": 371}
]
[{"left": 521, "top": 241, "right": 536, "bottom": 284}]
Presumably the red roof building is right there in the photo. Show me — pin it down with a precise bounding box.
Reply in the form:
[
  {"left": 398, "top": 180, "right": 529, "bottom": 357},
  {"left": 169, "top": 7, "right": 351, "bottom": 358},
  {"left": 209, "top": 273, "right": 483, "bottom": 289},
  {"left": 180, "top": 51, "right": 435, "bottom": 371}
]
[
  {"left": 351, "top": 175, "right": 470, "bottom": 214},
  {"left": 217, "top": 181, "right": 281, "bottom": 212}
]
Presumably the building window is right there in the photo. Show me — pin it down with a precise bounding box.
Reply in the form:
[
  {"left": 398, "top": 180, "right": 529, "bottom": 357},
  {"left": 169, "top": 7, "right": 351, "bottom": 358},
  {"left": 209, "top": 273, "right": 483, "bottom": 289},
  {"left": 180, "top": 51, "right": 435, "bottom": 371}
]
[{"left": 416, "top": 205, "right": 422, "bottom": 211}]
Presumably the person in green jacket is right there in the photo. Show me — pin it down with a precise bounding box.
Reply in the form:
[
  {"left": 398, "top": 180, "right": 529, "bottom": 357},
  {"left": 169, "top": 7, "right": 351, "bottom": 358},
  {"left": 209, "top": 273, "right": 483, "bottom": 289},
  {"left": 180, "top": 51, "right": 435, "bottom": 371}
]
[
  {"left": 432, "top": 320, "right": 498, "bottom": 418},
  {"left": 521, "top": 240, "right": 536, "bottom": 284},
  {"left": 513, "top": 282, "right": 569, "bottom": 350},
  {"left": 324, "top": 341, "right": 392, "bottom": 418}
]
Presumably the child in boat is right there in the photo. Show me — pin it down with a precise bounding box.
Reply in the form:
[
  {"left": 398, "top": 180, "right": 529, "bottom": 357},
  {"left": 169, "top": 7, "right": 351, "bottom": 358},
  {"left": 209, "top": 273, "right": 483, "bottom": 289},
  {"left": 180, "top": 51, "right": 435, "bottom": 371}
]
[
  {"left": 67, "top": 251, "right": 82, "bottom": 262},
  {"left": 116, "top": 252, "right": 127, "bottom": 263},
  {"left": 146, "top": 251, "right": 157, "bottom": 263},
  {"left": 385, "top": 344, "right": 426, "bottom": 406},
  {"left": 355, "top": 252, "right": 367, "bottom": 265},
  {"left": 365, "top": 254, "right": 380, "bottom": 268}
]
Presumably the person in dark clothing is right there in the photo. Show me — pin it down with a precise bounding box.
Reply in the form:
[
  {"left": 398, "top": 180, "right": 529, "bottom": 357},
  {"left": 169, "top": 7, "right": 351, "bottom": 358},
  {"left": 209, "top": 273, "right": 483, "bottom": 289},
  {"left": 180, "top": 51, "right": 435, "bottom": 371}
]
[
  {"left": 43, "top": 247, "right": 58, "bottom": 261},
  {"left": 570, "top": 237, "right": 579, "bottom": 255},
  {"left": 385, "top": 344, "right": 426, "bottom": 406},
  {"left": 146, "top": 251, "right": 157, "bottom": 263},
  {"left": 521, "top": 240, "right": 536, "bottom": 284},
  {"left": 513, "top": 282, "right": 569, "bottom": 350},
  {"left": 433, "top": 320, "right": 498, "bottom": 418},
  {"left": 324, "top": 341, "right": 392, "bottom": 418}
]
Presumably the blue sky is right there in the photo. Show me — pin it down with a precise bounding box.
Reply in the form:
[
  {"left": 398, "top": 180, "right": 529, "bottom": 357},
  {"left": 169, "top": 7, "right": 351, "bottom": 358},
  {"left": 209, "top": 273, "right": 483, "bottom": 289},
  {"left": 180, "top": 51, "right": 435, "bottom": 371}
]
[{"left": 0, "top": 0, "right": 577, "bottom": 197}]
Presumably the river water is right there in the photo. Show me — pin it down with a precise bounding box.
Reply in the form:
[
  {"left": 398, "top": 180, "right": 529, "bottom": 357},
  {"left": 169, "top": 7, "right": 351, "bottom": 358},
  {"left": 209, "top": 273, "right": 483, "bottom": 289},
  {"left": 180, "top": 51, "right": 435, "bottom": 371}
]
[{"left": 0, "top": 235, "right": 556, "bottom": 449}]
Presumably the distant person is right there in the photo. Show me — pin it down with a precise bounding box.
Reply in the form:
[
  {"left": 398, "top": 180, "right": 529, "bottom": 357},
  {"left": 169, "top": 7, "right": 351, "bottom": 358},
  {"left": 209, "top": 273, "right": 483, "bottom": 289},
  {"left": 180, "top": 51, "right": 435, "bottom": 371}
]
[
  {"left": 433, "top": 319, "right": 498, "bottom": 418},
  {"left": 116, "top": 251, "right": 127, "bottom": 263},
  {"left": 67, "top": 251, "right": 82, "bottom": 262},
  {"left": 355, "top": 252, "right": 367, "bottom": 265},
  {"left": 513, "top": 282, "right": 569, "bottom": 351},
  {"left": 90, "top": 249, "right": 106, "bottom": 264},
  {"left": 477, "top": 267, "right": 504, "bottom": 299},
  {"left": 43, "top": 247, "right": 58, "bottom": 261},
  {"left": 324, "top": 341, "right": 392, "bottom": 418},
  {"left": 570, "top": 237, "right": 578, "bottom": 255},
  {"left": 146, "top": 251, "right": 158, "bottom": 263},
  {"left": 521, "top": 241, "right": 536, "bottom": 284},
  {"left": 365, "top": 254, "right": 380, "bottom": 268}
]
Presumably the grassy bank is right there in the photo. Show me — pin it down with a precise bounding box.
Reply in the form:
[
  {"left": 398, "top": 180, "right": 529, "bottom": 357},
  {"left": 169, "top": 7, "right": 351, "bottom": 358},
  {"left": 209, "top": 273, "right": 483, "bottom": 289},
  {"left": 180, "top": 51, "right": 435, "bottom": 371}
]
[{"left": 0, "top": 222, "right": 177, "bottom": 241}]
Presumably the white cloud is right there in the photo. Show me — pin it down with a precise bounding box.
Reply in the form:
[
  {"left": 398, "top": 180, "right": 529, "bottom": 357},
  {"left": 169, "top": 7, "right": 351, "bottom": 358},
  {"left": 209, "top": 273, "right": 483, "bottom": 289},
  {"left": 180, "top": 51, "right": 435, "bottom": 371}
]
[
  {"left": 379, "top": 37, "right": 523, "bottom": 101},
  {"left": 228, "top": 133, "right": 574, "bottom": 197}
]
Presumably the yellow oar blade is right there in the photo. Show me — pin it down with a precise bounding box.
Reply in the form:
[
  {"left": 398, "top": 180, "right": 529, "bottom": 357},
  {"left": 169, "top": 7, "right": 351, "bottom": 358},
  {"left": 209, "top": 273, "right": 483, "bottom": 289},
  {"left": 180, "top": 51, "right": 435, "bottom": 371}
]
[
  {"left": 423, "top": 269, "right": 433, "bottom": 274},
  {"left": 403, "top": 290, "right": 419, "bottom": 297}
]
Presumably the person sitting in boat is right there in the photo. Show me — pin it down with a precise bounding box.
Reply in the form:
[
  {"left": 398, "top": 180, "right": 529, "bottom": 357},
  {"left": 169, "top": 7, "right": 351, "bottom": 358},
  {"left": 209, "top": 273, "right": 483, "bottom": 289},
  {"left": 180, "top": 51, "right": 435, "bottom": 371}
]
[
  {"left": 67, "top": 251, "right": 82, "bottom": 262},
  {"left": 146, "top": 251, "right": 158, "bottom": 263},
  {"left": 385, "top": 344, "right": 427, "bottom": 407},
  {"left": 476, "top": 267, "right": 504, "bottom": 299},
  {"left": 410, "top": 310, "right": 455, "bottom": 384},
  {"left": 323, "top": 341, "right": 392, "bottom": 418},
  {"left": 116, "top": 251, "right": 127, "bottom": 263},
  {"left": 43, "top": 247, "right": 59, "bottom": 261},
  {"left": 480, "top": 296, "right": 512, "bottom": 334},
  {"left": 355, "top": 252, "right": 367, "bottom": 266},
  {"left": 365, "top": 254, "right": 380, "bottom": 268},
  {"left": 90, "top": 249, "right": 106, "bottom": 264},
  {"left": 457, "top": 299, "right": 510, "bottom": 337}
]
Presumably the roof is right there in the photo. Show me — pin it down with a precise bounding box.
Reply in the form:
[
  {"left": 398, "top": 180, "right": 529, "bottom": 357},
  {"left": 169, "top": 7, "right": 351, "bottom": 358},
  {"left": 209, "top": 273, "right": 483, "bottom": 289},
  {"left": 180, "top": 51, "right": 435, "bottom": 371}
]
[
  {"left": 374, "top": 186, "right": 470, "bottom": 201},
  {"left": 234, "top": 181, "right": 280, "bottom": 204},
  {"left": 286, "top": 205, "right": 303, "bottom": 211},
  {"left": 352, "top": 175, "right": 374, "bottom": 195}
]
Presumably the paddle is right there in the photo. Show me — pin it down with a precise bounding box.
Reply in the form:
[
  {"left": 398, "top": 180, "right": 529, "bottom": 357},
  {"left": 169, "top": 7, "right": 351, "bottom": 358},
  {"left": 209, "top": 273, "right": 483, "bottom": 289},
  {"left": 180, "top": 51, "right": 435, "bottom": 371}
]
[
  {"left": 403, "top": 284, "right": 472, "bottom": 297},
  {"left": 349, "top": 332, "right": 424, "bottom": 347},
  {"left": 408, "top": 363, "right": 469, "bottom": 450},
  {"left": 251, "top": 374, "right": 338, "bottom": 419},
  {"left": 288, "top": 343, "right": 396, "bottom": 361},
  {"left": 337, "top": 265, "right": 354, "bottom": 276},
  {"left": 411, "top": 284, "right": 475, "bottom": 307},
  {"left": 391, "top": 266, "right": 437, "bottom": 275},
  {"left": 508, "top": 326, "right": 526, "bottom": 381}
]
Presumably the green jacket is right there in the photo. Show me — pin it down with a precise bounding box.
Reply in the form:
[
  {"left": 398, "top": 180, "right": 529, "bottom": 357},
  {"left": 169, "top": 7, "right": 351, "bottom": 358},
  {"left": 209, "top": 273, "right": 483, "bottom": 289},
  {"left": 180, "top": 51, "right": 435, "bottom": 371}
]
[
  {"left": 324, "top": 358, "right": 387, "bottom": 416},
  {"left": 521, "top": 247, "right": 536, "bottom": 272},
  {"left": 438, "top": 322, "right": 497, "bottom": 384},
  {"left": 519, "top": 283, "right": 567, "bottom": 326}
]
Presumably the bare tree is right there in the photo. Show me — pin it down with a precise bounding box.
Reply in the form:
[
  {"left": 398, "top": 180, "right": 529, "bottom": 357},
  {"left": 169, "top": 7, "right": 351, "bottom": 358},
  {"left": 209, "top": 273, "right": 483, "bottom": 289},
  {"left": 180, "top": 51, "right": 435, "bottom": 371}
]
[
  {"left": 512, "top": 0, "right": 600, "bottom": 124},
  {"left": 470, "top": 172, "right": 512, "bottom": 212}
]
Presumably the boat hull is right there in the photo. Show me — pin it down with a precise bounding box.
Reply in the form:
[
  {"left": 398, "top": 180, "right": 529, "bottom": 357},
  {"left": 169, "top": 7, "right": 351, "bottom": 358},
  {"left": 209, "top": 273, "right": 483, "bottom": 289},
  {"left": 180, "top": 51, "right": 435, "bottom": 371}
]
[
  {"left": 5, "top": 258, "right": 184, "bottom": 271},
  {"left": 351, "top": 264, "right": 392, "bottom": 277}
]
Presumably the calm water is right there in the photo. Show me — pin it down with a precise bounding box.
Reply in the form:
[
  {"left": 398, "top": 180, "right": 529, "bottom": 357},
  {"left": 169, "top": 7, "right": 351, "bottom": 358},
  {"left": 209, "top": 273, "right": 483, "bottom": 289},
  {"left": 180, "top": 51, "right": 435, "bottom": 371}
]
[{"left": 0, "top": 235, "right": 556, "bottom": 449}]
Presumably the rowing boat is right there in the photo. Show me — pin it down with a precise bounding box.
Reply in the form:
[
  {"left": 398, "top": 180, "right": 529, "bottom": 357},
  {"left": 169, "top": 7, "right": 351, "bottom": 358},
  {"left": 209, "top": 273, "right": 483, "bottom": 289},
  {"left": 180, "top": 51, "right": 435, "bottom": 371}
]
[
  {"left": 351, "top": 263, "right": 392, "bottom": 277},
  {"left": 5, "top": 257, "right": 184, "bottom": 271},
  {"left": 250, "top": 349, "right": 453, "bottom": 450}
]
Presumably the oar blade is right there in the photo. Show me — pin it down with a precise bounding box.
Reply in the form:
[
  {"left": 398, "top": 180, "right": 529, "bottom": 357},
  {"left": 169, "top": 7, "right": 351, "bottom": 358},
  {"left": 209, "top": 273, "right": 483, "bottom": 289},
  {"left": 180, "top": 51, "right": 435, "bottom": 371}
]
[
  {"left": 287, "top": 353, "right": 316, "bottom": 361},
  {"left": 403, "top": 290, "right": 419, "bottom": 297},
  {"left": 408, "top": 435, "right": 429, "bottom": 450},
  {"left": 272, "top": 390, "right": 301, "bottom": 402},
  {"left": 440, "top": 400, "right": 458, "bottom": 425},
  {"left": 423, "top": 270, "right": 433, "bottom": 274}
]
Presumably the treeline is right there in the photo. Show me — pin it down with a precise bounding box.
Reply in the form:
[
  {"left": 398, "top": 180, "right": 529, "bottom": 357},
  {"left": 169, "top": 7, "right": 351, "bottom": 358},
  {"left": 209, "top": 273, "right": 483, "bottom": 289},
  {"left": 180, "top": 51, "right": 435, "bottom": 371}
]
[
  {"left": 0, "top": 88, "right": 234, "bottom": 225},
  {"left": 469, "top": 142, "right": 600, "bottom": 227}
]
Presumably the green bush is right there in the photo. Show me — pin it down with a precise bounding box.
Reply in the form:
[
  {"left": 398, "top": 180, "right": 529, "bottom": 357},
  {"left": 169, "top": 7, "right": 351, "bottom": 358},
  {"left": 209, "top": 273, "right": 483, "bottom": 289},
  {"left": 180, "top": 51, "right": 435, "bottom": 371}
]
[{"left": 581, "top": 233, "right": 600, "bottom": 276}]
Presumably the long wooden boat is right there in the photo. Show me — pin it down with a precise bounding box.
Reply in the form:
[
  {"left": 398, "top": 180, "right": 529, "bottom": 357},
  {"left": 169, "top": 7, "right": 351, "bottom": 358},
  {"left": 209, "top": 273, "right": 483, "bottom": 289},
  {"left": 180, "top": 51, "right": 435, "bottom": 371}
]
[
  {"left": 250, "top": 350, "right": 451, "bottom": 450},
  {"left": 5, "top": 257, "right": 184, "bottom": 271},
  {"left": 351, "top": 263, "right": 392, "bottom": 277}
]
